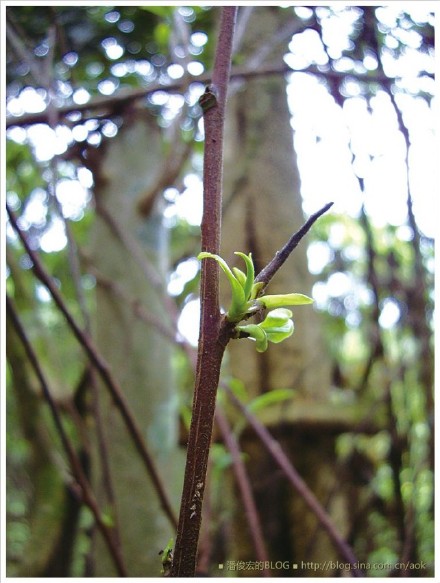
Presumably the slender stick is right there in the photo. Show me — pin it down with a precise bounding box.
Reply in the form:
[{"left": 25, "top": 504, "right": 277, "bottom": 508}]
[
  {"left": 225, "top": 386, "right": 364, "bottom": 577},
  {"left": 215, "top": 406, "right": 272, "bottom": 575},
  {"left": 6, "top": 204, "right": 178, "bottom": 530},
  {"left": 6, "top": 295, "right": 128, "bottom": 576},
  {"left": 171, "top": 8, "right": 238, "bottom": 577},
  {"left": 7, "top": 64, "right": 402, "bottom": 130},
  {"left": 254, "top": 202, "right": 334, "bottom": 287},
  {"left": 96, "top": 203, "right": 181, "bottom": 331}
]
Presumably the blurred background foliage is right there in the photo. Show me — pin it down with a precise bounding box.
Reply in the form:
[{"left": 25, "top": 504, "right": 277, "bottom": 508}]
[{"left": 5, "top": 4, "right": 434, "bottom": 577}]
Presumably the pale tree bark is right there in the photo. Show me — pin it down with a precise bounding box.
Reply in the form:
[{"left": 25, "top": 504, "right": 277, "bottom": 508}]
[
  {"left": 223, "top": 11, "right": 329, "bottom": 401},
  {"left": 89, "top": 112, "right": 184, "bottom": 576},
  {"left": 221, "top": 7, "right": 356, "bottom": 575}
]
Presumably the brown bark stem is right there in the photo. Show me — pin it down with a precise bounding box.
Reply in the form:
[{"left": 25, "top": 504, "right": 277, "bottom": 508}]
[{"left": 171, "top": 7, "right": 237, "bottom": 577}]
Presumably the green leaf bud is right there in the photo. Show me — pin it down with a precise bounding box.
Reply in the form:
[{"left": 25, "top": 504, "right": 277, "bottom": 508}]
[
  {"left": 234, "top": 252, "right": 254, "bottom": 301},
  {"left": 236, "top": 323, "right": 268, "bottom": 352},
  {"left": 250, "top": 281, "right": 265, "bottom": 300},
  {"left": 257, "top": 293, "right": 313, "bottom": 309},
  {"left": 264, "top": 319, "right": 294, "bottom": 343},
  {"left": 198, "top": 252, "right": 246, "bottom": 321},
  {"left": 259, "top": 308, "right": 293, "bottom": 327},
  {"left": 232, "top": 267, "right": 247, "bottom": 288}
]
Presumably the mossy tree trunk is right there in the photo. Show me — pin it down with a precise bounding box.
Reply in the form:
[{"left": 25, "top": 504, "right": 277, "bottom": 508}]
[
  {"left": 220, "top": 7, "right": 354, "bottom": 575},
  {"left": 6, "top": 318, "right": 72, "bottom": 576},
  {"left": 89, "top": 112, "right": 184, "bottom": 576}
]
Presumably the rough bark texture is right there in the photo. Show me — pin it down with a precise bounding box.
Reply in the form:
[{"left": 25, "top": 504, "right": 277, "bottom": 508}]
[
  {"left": 171, "top": 9, "right": 238, "bottom": 576},
  {"left": 220, "top": 7, "right": 353, "bottom": 575},
  {"left": 90, "top": 112, "right": 184, "bottom": 576}
]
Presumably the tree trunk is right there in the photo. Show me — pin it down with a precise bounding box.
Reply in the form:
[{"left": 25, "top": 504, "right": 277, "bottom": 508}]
[
  {"left": 220, "top": 7, "right": 355, "bottom": 575},
  {"left": 89, "top": 111, "right": 184, "bottom": 576},
  {"left": 6, "top": 260, "right": 81, "bottom": 577},
  {"left": 6, "top": 319, "right": 70, "bottom": 576}
]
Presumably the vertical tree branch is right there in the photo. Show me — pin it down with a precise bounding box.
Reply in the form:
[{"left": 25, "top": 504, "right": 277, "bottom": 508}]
[{"left": 171, "top": 7, "right": 237, "bottom": 577}]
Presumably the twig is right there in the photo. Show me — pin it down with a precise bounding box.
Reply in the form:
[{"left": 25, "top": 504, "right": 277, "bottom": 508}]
[
  {"left": 6, "top": 204, "right": 178, "bottom": 530},
  {"left": 88, "top": 264, "right": 177, "bottom": 344},
  {"left": 215, "top": 405, "right": 272, "bottom": 575},
  {"left": 6, "top": 17, "right": 42, "bottom": 83},
  {"left": 254, "top": 202, "right": 334, "bottom": 287},
  {"left": 99, "top": 259, "right": 363, "bottom": 576},
  {"left": 89, "top": 254, "right": 272, "bottom": 570},
  {"left": 6, "top": 63, "right": 404, "bottom": 129},
  {"left": 224, "top": 385, "right": 364, "bottom": 577},
  {"left": 137, "top": 139, "right": 193, "bottom": 217},
  {"left": 6, "top": 295, "right": 128, "bottom": 577},
  {"left": 171, "top": 7, "right": 238, "bottom": 577}
]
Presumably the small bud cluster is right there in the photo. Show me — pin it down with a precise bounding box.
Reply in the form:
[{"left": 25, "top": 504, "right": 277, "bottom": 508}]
[{"left": 198, "top": 251, "right": 313, "bottom": 352}]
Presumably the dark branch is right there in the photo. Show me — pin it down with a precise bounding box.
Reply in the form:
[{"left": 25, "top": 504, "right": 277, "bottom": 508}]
[
  {"left": 171, "top": 7, "right": 238, "bottom": 578},
  {"left": 254, "top": 202, "right": 334, "bottom": 287},
  {"left": 225, "top": 384, "right": 363, "bottom": 577},
  {"left": 6, "top": 204, "right": 178, "bottom": 530},
  {"left": 6, "top": 64, "right": 404, "bottom": 129},
  {"left": 6, "top": 295, "right": 128, "bottom": 576},
  {"left": 215, "top": 406, "right": 271, "bottom": 573}
]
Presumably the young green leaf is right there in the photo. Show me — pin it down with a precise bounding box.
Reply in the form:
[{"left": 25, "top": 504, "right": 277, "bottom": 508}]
[
  {"left": 250, "top": 281, "right": 265, "bottom": 300},
  {"left": 198, "top": 252, "right": 246, "bottom": 320},
  {"left": 264, "top": 319, "right": 294, "bottom": 343},
  {"left": 257, "top": 293, "right": 313, "bottom": 309},
  {"left": 259, "top": 308, "right": 294, "bottom": 342},
  {"left": 236, "top": 308, "right": 296, "bottom": 351},
  {"left": 259, "top": 308, "right": 293, "bottom": 327},
  {"left": 234, "top": 252, "right": 255, "bottom": 301},
  {"left": 232, "top": 267, "right": 247, "bottom": 288},
  {"left": 236, "top": 323, "right": 268, "bottom": 352},
  {"left": 248, "top": 388, "right": 296, "bottom": 414},
  {"left": 198, "top": 251, "right": 314, "bottom": 328},
  {"left": 159, "top": 537, "right": 174, "bottom": 575}
]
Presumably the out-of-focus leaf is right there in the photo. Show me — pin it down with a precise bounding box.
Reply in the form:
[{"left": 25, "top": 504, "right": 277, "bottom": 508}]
[{"left": 247, "top": 388, "right": 296, "bottom": 414}]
